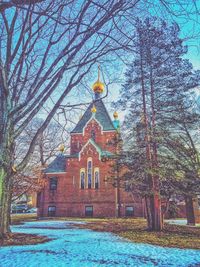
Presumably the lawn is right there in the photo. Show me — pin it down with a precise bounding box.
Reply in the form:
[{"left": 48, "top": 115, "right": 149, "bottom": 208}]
[{"left": 8, "top": 214, "right": 200, "bottom": 249}]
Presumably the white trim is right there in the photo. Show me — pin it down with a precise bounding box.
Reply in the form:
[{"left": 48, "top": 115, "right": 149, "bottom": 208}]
[
  {"left": 71, "top": 128, "right": 116, "bottom": 136},
  {"left": 78, "top": 139, "right": 101, "bottom": 161},
  {"left": 44, "top": 172, "right": 67, "bottom": 174},
  {"left": 83, "top": 117, "right": 103, "bottom": 136},
  {"left": 102, "top": 130, "right": 117, "bottom": 133},
  {"left": 70, "top": 132, "right": 82, "bottom": 135}
]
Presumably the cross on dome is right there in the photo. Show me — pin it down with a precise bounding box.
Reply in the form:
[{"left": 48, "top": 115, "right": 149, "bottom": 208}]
[{"left": 92, "top": 65, "right": 104, "bottom": 98}]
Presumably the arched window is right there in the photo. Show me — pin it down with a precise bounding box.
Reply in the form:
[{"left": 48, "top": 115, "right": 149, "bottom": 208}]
[
  {"left": 87, "top": 158, "right": 92, "bottom": 189},
  {"left": 80, "top": 169, "right": 85, "bottom": 189},
  {"left": 94, "top": 169, "right": 99, "bottom": 189},
  {"left": 91, "top": 130, "right": 96, "bottom": 141}
]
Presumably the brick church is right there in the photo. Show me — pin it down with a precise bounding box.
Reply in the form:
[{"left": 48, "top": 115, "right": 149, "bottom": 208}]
[{"left": 37, "top": 69, "right": 144, "bottom": 218}]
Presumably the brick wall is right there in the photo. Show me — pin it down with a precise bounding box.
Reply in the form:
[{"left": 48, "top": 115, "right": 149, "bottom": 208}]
[{"left": 38, "top": 116, "right": 144, "bottom": 218}]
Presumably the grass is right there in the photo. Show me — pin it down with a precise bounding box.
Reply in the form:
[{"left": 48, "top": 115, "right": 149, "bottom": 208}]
[
  {"left": 11, "top": 213, "right": 38, "bottom": 225},
  {"left": 1, "top": 233, "right": 50, "bottom": 247},
  {"left": 7, "top": 214, "right": 200, "bottom": 249},
  {"left": 59, "top": 217, "right": 200, "bottom": 250}
]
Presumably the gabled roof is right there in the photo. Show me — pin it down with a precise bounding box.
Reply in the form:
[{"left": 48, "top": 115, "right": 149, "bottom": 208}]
[
  {"left": 71, "top": 99, "right": 116, "bottom": 133},
  {"left": 44, "top": 153, "right": 78, "bottom": 173},
  {"left": 44, "top": 140, "right": 115, "bottom": 174},
  {"left": 79, "top": 138, "right": 115, "bottom": 160}
]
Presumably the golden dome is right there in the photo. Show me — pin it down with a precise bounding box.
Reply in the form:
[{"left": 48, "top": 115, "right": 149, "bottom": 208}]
[
  {"left": 59, "top": 144, "right": 65, "bottom": 152},
  {"left": 91, "top": 104, "right": 97, "bottom": 113},
  {"left": 113, "top": 111, "right": 118, "bottom": 119},
  {"left": 92, "top": 65, "right": 104, "bottom": 94}
]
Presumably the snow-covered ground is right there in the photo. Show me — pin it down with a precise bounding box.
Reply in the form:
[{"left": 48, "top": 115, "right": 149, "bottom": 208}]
[
  {"left": 166, "top": 219, "right": 188, "bottom": 225},
  {"left": 0, "top": 220, "right": 200, "bottom": 267},
  {"left": 166, "top": 219, "right": 200, "bottom": 227}
]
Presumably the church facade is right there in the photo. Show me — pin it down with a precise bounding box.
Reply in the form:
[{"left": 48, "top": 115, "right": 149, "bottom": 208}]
[{"left": 37, "top": 71, "right": 144, "bottom": 218}]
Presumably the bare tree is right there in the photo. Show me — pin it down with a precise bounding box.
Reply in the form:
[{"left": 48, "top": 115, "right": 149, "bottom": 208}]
[
  {"left": 0, "top": 0, "right": 140, "bottom": 237},
  {"left": 11, "top": 117, "right": 69, "bottom": 202},
  {"left": 16, "top": 118, "right": 70, "bottom": 166},
  {"left": 0, "top": 0, "right": 199, "bottom": 238},
  {"left": 0, "top": 1, "right": 45, "bottom": 12}
]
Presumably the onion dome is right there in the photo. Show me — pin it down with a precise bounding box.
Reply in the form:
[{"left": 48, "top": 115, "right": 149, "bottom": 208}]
[
  {"left": 91, "top": 104, "right": 97, "bottom": 113},
  {"left": 113, "top": 111, "right": 120, "bottom": 131},
  {"left": 92, "top": 65, "right": 104, "bottom": 94},
  {"left": 113, "top": 111, "right": 118, "bottom": 119},
  {"left": 59, "top": 144, "right": 65, "bottom": 153}
]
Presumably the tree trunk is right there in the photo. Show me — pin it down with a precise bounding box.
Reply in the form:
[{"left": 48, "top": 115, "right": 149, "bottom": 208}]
[
  {"left": 0, "top": 166, "right": 13, "bottom": 238},
  {"left": 145, "top": 194, "right": 162, "bottom": 231},
  {"left": 145, "top": 195, "right": 153, "bottom": 229},
  {"left": 153, "top": 193, "right": 162, "bottom": 231},
  {"left": 185, "top": 196, "right": 195, "bottom": 225},
  {"left": 138, "top": 36, "right": 162, "bottom": 231},
  {"left": 0, "top": 168, "right": 6, "bottom": 239},
  {"left": 0, "top": 121, "right": 15, "bottom": 238},
  {"left": 149, "top": 49, "right": 163, "bottom": 231}
]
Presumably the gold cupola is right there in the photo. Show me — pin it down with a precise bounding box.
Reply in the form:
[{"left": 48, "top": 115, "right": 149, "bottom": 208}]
[
  {"left": 59, "top": 144, "right": 65, "bottom": 153},
  {"left": 113, "top": 111, "right": 120, "bottom": 131},
  {"left": 91, "top": 104, "right": 97, "bottom": 113},
  {"left": 113, "top": 111, "right": 118, "bottom": 119},
  {"left": 92, "top": 65, "right": 104, "bottom": 94}
]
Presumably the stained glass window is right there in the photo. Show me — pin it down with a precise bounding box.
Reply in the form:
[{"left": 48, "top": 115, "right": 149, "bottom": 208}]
[{"left": 88, "top": 160, "right": 92, "bottom": 189}]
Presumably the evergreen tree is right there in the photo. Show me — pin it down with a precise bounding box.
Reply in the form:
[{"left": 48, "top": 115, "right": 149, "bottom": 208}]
[
  {"left": 161, "top": 103, "right": 200, "bottom": 225},
  {"left": 116, "top": 17, "right": 200, "bottom": 230}
]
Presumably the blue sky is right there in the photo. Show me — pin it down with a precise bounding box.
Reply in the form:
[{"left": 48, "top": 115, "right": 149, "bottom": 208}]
[{"left": 41, "top": 2, "right": 200, "bottom": 131}]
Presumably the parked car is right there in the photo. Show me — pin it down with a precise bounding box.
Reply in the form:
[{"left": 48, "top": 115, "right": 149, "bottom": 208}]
[
  {"left": 11, "top": 204, "right": 28, "bottom": 213},
  {"left": 26, "top": 208, "right": 37, "bottom": 213}
]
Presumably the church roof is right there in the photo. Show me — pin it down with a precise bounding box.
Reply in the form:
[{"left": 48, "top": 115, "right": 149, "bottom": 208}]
[
  {"left": 44, "top": 153, "right": 78, "bottom": 173},
  {"left": 71, "top": 99, "right": 116, "bottom": 133},
  {"left": 82, "top": 138, "right": 115, "bottom": 159},
  {"left": 44, "top": 139, "right": 115, "bottom": 174}
]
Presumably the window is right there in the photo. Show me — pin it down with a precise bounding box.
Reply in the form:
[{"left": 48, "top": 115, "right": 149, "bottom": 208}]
[
  {"left": 94, "top": 168, "right": 99, "bottom": 189},
  {"left": 91, "top": 130, "right": 96, "bottom": 141},
  {"left": 87, "top": 159, "right": 92, "bottom": 189},
  {"left": 80, "top": 170, "right": 85, "bottom": 189},
  {"left": 48, "top": 206, "right": 56, "bottom": 216},
  {"left": 85, "top": 206, "right": 93, "bottom": 217},
  {"left": 49, "top": 177, "right": 57, "bottom": 190},
  {"left": 125, "top": 206, "right": 134, "bottom": 217}
]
